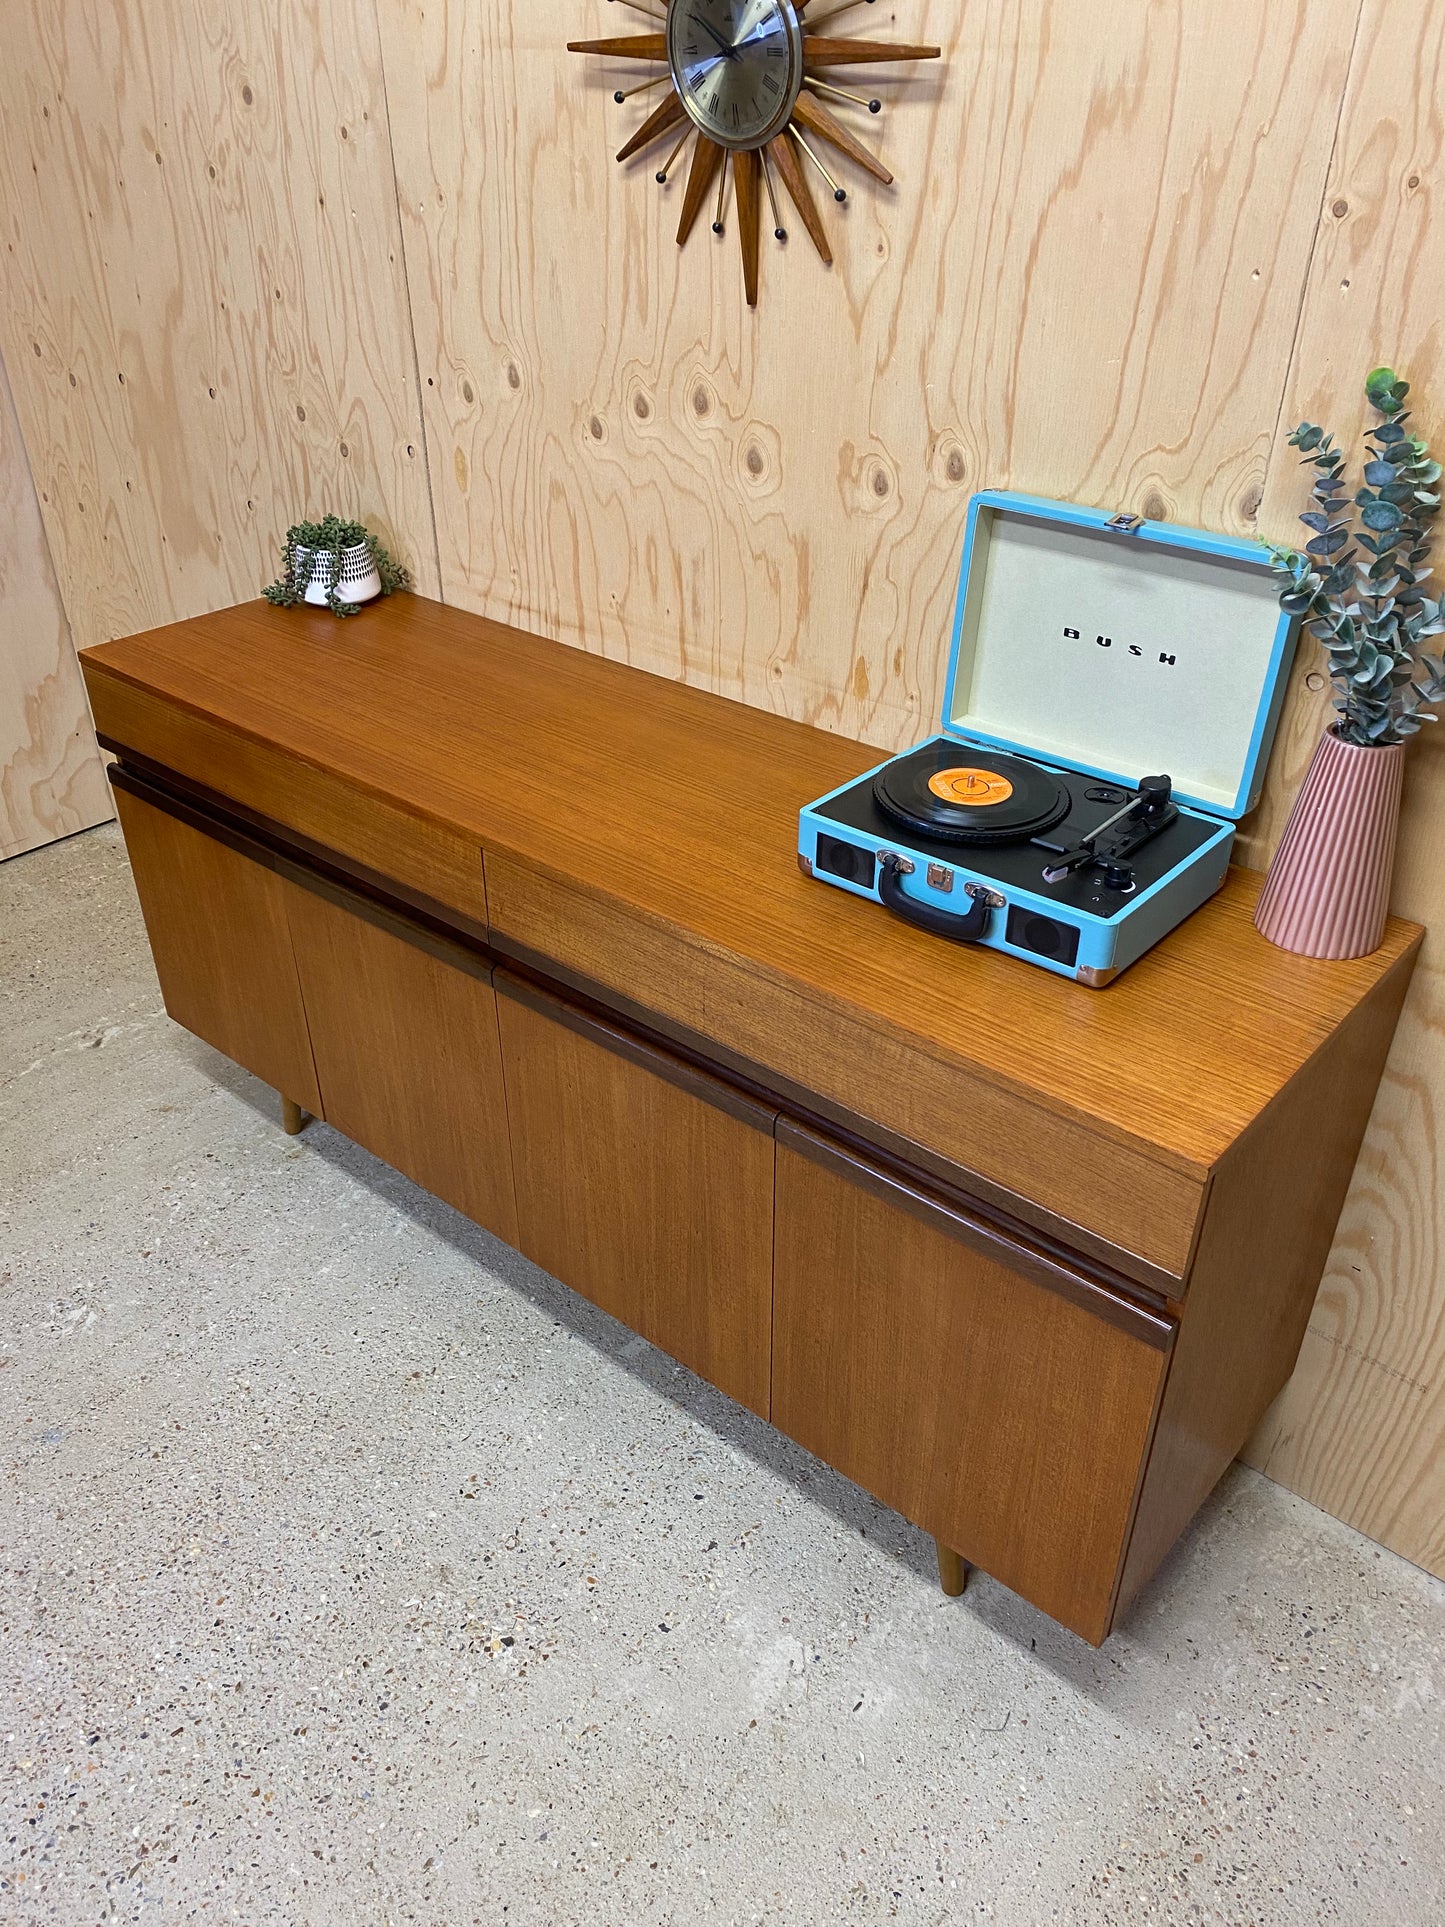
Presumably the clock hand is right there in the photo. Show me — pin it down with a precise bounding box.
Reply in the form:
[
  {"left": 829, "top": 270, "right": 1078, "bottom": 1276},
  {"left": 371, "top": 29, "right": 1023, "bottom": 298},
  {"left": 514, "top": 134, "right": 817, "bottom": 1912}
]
[{"left": 695, "top": 15, "right": 740, "bottom": 60}]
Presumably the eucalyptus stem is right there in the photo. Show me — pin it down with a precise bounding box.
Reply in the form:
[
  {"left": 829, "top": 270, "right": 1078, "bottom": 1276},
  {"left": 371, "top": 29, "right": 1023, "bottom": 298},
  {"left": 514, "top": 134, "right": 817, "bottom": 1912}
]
[{"left": 1271, "top": 367, "right": 1445, "bottom": 745}]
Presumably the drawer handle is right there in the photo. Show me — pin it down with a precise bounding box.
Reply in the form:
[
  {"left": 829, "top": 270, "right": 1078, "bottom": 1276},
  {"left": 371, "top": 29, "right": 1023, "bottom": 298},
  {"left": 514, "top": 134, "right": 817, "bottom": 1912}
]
[{"left": 878, "top": 852, "right": 998, "bottom": 945}]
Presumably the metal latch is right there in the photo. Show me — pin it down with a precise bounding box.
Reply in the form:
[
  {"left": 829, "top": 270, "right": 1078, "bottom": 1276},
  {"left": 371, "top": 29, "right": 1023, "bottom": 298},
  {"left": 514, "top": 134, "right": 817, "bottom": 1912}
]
[{"left": 1105, "top": 512, "right": 1145, "bottom": 535}]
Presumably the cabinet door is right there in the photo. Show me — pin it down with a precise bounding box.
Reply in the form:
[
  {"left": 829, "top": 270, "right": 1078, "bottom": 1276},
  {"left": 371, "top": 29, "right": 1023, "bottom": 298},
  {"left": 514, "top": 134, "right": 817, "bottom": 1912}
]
[
  {"left": 772, "top": 1124, "right": 1173, "bottom": 1643},
  {"left": 286, "top": 886, "right": 517, "bottom": 1247},
  {"left": 114, "top": 785, "right": 321, "bottom": 1113},
  {"left": 495, "top": 973, "right": 776, "bottom": 1417}
]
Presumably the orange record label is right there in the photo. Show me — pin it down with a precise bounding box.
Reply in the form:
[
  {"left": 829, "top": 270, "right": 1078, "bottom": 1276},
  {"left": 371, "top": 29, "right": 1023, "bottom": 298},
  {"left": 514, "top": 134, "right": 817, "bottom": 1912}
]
[{"left": 928, "top": 766, "right": 1015, "bottom": 807}]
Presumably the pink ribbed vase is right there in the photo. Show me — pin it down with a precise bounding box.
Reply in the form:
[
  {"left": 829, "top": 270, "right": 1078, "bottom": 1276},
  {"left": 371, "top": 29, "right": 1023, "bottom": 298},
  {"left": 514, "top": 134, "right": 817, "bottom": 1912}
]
[{"left": 1255, "top": 726, "right": 1405, "bottom": 960}]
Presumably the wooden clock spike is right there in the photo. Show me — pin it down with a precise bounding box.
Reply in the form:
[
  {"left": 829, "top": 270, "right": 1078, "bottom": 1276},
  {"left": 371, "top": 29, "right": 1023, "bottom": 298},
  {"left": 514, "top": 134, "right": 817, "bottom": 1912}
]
[
  {"left": 677, "top": 137, "right": 725, "bottom": 247},
  {"left": 801, "top": 37, "right": 942, "bottom": 67},
  {"left": 791, "top": 89, "right": 893, "bottom": 185},
  {"left": 567, "top": 33, "right": 668, "bottom": 60},
  {"left": 570, "top": 4, "right": 943, "bottom": 306},
  {"left": 735, "top": 148, "right": 763, "bottom": 307},
  {"left": 768, "top": 132, "right": 833, "bottom": 264},
  {"left": 615, "top": 88, "right": 686, "bottom": 164}
]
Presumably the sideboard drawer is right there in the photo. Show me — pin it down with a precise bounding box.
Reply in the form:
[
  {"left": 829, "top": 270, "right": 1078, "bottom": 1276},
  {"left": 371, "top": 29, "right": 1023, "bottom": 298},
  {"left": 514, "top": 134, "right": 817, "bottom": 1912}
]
[{"left": 771, "top": 1122, "right": 1174, "bottom": 1643}]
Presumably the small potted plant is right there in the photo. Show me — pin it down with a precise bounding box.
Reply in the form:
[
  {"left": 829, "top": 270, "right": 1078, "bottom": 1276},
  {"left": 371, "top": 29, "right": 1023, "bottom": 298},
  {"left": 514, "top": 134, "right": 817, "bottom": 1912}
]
[
  {"left": 1260, "top": 367, "right": 1445, "bottom": 959},
  {"left": 263, "top": 514, "right": 411, "bottom": 618}
]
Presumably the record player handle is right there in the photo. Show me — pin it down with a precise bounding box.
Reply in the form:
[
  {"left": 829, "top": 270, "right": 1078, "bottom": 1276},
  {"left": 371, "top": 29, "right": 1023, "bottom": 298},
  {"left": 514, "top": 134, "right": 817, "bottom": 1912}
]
[{"left": 878, "top": 853, "right": 997, "bottom": 945}]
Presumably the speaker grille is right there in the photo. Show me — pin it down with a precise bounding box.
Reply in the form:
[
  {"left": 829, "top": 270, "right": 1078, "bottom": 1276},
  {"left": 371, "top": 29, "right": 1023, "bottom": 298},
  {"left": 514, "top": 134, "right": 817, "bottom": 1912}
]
[{"left": 1006, "top": 906, "right": 1080, "bottom": 968}]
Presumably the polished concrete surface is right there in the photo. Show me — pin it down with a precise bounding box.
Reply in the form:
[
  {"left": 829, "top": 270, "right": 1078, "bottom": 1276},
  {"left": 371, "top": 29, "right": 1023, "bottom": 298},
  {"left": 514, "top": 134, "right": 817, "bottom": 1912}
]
[{"left": 4, "top": 823, "right": 1443, "bottom": 1926}]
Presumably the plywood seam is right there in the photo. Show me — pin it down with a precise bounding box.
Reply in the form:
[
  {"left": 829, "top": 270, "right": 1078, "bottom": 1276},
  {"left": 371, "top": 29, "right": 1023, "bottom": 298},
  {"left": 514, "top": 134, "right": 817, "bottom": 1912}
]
[
  {"left": 1258, "top": 0, "right": 1370, "bottom": 533},
  {"left": 1, "top": 339, "right": 77, "bottom": 685},
  {"left": 370, "top": 0, "right": 444, "bottom": 604}
]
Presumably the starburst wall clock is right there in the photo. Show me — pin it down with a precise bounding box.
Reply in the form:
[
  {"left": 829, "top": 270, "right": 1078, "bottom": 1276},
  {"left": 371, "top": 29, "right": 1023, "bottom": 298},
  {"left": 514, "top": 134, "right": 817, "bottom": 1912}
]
[{"left": 568, "top": 1, "right": 941, "bottom": 308}]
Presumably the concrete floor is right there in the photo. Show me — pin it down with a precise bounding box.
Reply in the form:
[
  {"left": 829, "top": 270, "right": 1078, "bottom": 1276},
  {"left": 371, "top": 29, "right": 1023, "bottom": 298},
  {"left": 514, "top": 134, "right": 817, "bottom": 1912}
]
[{"left": 3, "top": 824, "right": 1443, "bottom": 1927}]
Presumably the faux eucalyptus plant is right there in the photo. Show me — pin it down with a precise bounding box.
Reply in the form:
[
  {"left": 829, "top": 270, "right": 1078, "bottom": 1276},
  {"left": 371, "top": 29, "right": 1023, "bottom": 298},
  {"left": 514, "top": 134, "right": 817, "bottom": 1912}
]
[
  {"left": 263, "top": 514, "right": 410, "bottom": 618},
  {"left": 1272, "top": 367, "right": 1445, "bottom": 744}
]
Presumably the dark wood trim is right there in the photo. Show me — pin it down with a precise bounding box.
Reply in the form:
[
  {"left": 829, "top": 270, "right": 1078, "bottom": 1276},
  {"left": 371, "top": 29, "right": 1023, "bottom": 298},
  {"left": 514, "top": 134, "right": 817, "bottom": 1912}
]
[
  {"left": 106, "top": 751, "right": 1178, "bottom": 1323},
  {"left": 495, "top": 969, "right": 777, "bottom": 1134},
  {"left": 778, "top": 1121, "right": 1177, "bottom": 1353},
  {"left": 488, "top": 929, "right": 1187, "bottom": 1301},
  {"left": 101, "top": 742, "right": 491, "bottom": 947}
]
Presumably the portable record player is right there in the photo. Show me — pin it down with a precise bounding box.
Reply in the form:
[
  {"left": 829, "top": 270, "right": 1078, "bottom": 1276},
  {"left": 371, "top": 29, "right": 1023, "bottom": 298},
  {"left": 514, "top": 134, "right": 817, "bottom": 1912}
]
[{"left": 798, "top": 491, "right": 1300, "bottom": 985}]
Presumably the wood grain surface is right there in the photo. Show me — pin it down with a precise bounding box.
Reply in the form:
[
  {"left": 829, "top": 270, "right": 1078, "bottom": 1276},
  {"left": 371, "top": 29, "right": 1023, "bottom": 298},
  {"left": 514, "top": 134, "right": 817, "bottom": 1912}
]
[
  {"left": 376, "top": 0, "right": 1356, "bottom": 750},
  {"left": 496, "top": 972, "right": 777, "bottom": 1418},
  {"left": 1238, "top": 0, "right": 1445, "bottom": 1578},
  {"left": 1118, "top": 942, "right": 1418, "bottom": 1621},
  {"left": 80, "top": 596, "right": 1420, "bottom": 1283},
  {"left": 0, "top": 0, "right": 438, "bottom": 657},
  {"left": 287, "top": 886, "right": 519, "bottom": 1246},
  {"left": 113, "top": 786, "right": 322, "bottom": 1115},
  {"left": 0, "top": 348, "right": 112, "bottom": 860},
  {"left": 772, "top": 1125, "right": 1170, "bottom": 1645}
]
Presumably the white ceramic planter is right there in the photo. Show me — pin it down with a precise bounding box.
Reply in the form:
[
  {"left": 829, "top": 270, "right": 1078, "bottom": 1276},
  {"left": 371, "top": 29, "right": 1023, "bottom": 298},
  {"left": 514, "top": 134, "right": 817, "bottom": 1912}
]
[{"left": 293, "top": 541, "right": 383, "bottom": 608}]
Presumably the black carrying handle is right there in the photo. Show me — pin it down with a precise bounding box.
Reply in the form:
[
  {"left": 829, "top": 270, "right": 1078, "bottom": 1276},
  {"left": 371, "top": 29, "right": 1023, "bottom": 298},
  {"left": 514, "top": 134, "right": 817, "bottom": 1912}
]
[{"left": 878, "top": 853, "right": 995, "bottom": 945}]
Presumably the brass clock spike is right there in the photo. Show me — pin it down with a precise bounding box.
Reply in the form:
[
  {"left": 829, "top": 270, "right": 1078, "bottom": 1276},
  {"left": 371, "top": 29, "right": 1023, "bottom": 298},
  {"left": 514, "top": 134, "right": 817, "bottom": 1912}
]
[
  {"left": 761, "top": 146, "right": 787, "bottom": 241},
  {"left": 791, "top": 124, "right": 847, "bottom": 203},
  {"left": 570, "top": 0, "right": 941, "bottom": 306},
  {"left": 655, "top": 125, "right": 692, "bottom": 185},
  {"left": 792, "top": 89, "right": 893, "bottom": 185},
  {"left": 613, "top": 73, "right": 671, "bottom": 104},
  {"left": 712, "top": 150, "right": 730, "bottom": 235},
  {"left": 803, "top": 76, "right": 883, "bottom": 114}
]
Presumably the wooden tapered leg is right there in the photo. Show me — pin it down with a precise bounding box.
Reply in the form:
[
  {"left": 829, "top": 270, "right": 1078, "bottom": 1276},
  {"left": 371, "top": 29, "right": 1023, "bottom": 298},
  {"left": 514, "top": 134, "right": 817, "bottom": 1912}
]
[
  {"left": 935, "top": 1539, "right": 969, "bottom": 1598},
  {"left": 281, "top": 1095, "right": 308, "bottom": 1136}
]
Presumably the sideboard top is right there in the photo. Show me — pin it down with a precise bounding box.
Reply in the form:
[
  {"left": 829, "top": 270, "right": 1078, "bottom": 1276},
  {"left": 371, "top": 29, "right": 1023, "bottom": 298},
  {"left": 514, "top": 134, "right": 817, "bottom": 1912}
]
[{"left": 82, "top": 594, "right": 1420, "bottom": 1267}]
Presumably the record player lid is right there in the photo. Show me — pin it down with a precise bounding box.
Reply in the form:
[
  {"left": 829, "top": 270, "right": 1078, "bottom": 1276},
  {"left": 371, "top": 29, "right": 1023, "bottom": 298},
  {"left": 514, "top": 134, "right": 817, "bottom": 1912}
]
[{"left": 941, "top": 493, "right": 1299, "bottom": 820}]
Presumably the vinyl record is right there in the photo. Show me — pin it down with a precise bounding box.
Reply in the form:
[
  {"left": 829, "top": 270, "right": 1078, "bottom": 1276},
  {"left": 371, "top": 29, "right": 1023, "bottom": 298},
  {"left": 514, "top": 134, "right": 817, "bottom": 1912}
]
[{"left": 873, "top": 744, "right": 1070, "bottom": 845}]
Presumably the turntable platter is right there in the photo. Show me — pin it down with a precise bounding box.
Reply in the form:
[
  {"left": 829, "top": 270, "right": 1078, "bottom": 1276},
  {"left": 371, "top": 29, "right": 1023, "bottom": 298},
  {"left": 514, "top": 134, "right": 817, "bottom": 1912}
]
[{"left": 873, "top": 743, "right": 1070, "bottom": 845}]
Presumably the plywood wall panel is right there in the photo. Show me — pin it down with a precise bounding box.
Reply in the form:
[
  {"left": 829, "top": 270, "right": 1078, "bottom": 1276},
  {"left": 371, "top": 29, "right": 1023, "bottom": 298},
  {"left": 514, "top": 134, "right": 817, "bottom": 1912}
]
[
  {"left": 0, "top": 0, "right": 438, "bottom": 655},
  {"left": 1241, "top": 0, "right": 1445, "bottom": 1579},
  {"left": 0, "top": 348, "right": 113, "bottom": 860},
  {"left": 378, "top": 0, "right": 1359, "bottom": 754}
]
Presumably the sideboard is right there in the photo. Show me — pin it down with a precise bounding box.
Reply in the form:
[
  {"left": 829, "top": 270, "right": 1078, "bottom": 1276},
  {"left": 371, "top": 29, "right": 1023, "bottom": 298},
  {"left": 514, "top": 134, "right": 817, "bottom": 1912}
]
[{"left": 79, "top": 596, "right": 1421, "bottom": 1644}]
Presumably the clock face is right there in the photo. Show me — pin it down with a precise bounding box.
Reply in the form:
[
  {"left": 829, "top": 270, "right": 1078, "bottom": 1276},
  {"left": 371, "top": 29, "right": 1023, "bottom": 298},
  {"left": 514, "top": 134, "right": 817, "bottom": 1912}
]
[{"left": 667, "top": 0, "right": 804, "bottom": 152}]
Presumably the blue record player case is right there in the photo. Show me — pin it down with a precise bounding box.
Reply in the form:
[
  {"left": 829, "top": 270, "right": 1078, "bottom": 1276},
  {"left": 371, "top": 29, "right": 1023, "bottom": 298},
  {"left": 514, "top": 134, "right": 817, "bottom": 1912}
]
[{"left": 798, "top": 491, "right": 1300, "bottom": 986}]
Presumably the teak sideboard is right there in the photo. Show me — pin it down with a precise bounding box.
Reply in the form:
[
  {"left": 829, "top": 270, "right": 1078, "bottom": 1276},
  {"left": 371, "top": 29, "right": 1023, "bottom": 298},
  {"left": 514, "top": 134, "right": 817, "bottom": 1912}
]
[{"left": 80, "top": 597, "right": 1421, "bottom": 1645}]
